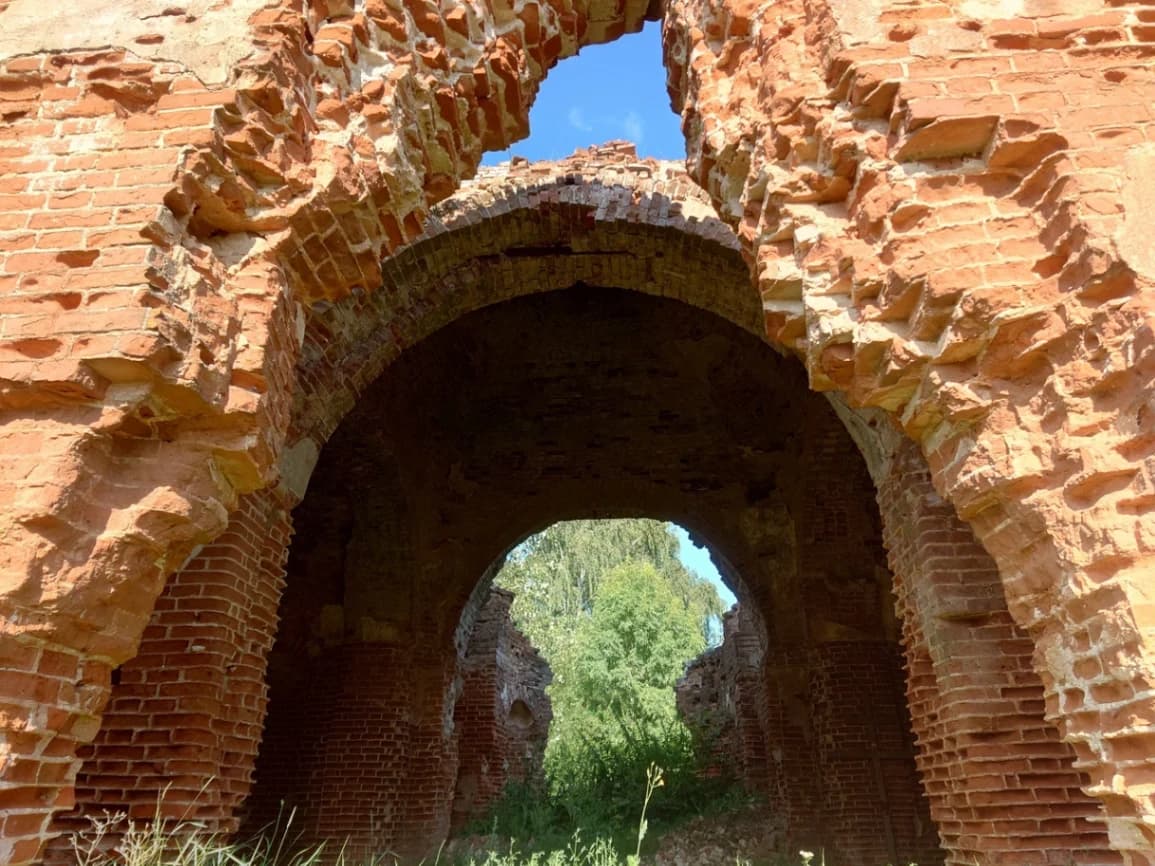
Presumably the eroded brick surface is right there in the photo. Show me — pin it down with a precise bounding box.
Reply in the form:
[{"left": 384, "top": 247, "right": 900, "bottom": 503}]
[
  {"left": 42, "top": 490, "right": 292, "bottom": 863},
  {"left": 450, "top": 588, "right": 551, "bottom": 832},
  {"left": 879, "top": 440, "right": 1114, "bottom": 866},
  {"left": 1, "top": 0, "right": 1154, "bottom": 863},
  {"left": 664, "top": 4, "right": 1155, "bottom": 848}
]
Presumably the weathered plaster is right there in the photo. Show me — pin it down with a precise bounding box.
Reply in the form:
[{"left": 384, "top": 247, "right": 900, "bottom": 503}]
[
  {"left": 0, "top": 0, "right": 270, "bottom": 83},
  {"left": 1120, "top": 145, "right": 1155, "bottom": 281}
]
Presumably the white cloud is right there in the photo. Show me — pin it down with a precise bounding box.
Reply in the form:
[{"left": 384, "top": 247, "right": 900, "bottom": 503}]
[
  {"left": 567, "top": 107, "right": 593, "bottom": 132},
  {"left": 622, "top": 111, "right": 644, "bottom": 144}
]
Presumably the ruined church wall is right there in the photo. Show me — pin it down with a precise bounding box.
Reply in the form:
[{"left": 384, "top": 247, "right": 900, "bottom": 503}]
[
  {"left": 450, "top": 588, "right": 552, "bottom": 831},
  {"left": 675, "top": 409, "right": 946, "bottom": 866},
  {"left": 1, "top": 0, "right": 1155, "bottom": 863},
  {"left": 877, "top": 438, "right": 1113, "bottom": 866},
  {"left": 41, "top": 489, "right": 292, "bottom": 863},
  {"left": 663, "top": 0, "right": 1155, "bottom": 852},
  {"left": 676, "top": 607, "right": 761, "bottom": 790},
  {"left": 0, "top": 2, "right": 654, "bottom": 860}
]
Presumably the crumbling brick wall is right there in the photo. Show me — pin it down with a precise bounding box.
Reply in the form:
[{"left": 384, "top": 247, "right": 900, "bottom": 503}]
[
  {"left": 877, "top": 437, "right": 1114, "bottom": 866},
  {"left": 43, "top": 489, "right": 292, "bottom": 864},
  {"left": 450, "top": 588, "right": 552, "bottom": 832},
  {"left": 676, "top": 606, "right": 769, "bottom": 793},
  {"left": 2, "top": 1, "right": 1155, "bottom": 863},
  {"left": 679, "top": 614, "right": 942, "bottom": 866}
]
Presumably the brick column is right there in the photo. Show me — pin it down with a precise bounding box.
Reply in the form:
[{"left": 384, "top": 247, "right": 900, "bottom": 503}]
[
  {"left": 761, "top": 646, "right": 823, "bottom": 851},
  {"left": 0, "top": 644, "right": 113, "bottom": 864},
  {"left": 450, "top": 589, "right": 551, "bottom": 831},
  {"left": 43, "top": 489, "right": 292, "bottom": 860},
  {"left": 879, "top": 440, "right": 1116, "bottom": 866}
]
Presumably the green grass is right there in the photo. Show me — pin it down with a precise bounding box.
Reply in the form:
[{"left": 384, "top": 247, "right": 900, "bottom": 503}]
[
  {"left": 470, "top": 725, "right": 753, "bottom": 859},
  {"left": 71, "top": 809, "right": 331, "bottom": 866},
  {"left": 66, "top": 775, "right": 903, "bottom": 866},
  {"left": 68, "top": 809, "right": 906, "bottom": 866}
]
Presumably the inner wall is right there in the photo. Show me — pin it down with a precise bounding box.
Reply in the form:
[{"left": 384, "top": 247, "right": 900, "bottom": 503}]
[{"left": 242, "top": 286, "right": 940, "bottom": 863}]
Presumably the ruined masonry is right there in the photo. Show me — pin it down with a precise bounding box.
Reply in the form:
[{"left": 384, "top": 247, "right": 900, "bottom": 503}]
[{"left": 0, "top": 0, "right": 1154, "bottom": 865}]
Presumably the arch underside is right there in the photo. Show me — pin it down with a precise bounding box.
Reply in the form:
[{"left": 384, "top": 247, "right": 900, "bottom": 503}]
[
  {"left": 57, "top": 272, "right": 1111, "bottom": 866},
  {"left": 242, "top": 284, "right": 938, "bottom": 863}
]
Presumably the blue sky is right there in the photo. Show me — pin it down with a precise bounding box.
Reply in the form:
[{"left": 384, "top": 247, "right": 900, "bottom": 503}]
[
  {"left": 482, "top": 22, "right": 684, "bottom": 165},
  {"left": 672, "top": 524, "right": 738, "bottom": 609}
]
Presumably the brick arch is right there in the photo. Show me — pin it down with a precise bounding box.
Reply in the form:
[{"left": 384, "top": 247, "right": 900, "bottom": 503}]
[
  {"left": 242, "top": 284, "right": 934, "bottom": 862},
  {"left": 286, "top": 146, "right": 760, "bottom": 462},
  {"left": 1, "top": 1, "right": 1153, "bottom": 865},
  {"left": 0, "top": 0, "right": 663, "bottom": 658}
]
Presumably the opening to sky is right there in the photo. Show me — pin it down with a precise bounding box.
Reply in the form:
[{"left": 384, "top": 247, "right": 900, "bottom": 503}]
[
  {"left": 672, "top": 524, "right": 738, "bottom": 609},
  {"left": 482, "top": 22, "right": 684, "bottom": 165},
  {"left": 479, "top": 22, "right": 730, "bottom": 607},
  {"left": 479, "top": 23, "right": 725, "bottom": 603}
]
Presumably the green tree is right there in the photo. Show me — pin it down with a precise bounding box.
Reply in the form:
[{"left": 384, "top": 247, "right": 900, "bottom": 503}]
[
  {"left": 497, "top": 519, "right": 723, "bottom": 659},
  {"left": 569, "top": 560, "right": 706, "bottom": 745},
  {"left": 489, "top": 520, "right": 734, "bottom": 843}
]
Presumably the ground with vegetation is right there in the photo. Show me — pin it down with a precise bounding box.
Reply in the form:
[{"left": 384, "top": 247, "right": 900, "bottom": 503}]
[
  {"left": 72, "top": 814, "right": 809, "bottom": 866},
  {"left": 478, "top": 520, "right": 745, "bottom": 857},
  {"left": 74, "top": 521, "right": 792, "bottom": 866}
]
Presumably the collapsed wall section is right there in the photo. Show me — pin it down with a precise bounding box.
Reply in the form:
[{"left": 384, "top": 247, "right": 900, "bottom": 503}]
[
  {"left": 677, "top": 609, "right": 940, "bottom": 866},
  {"left": 0, "top": 4, "right": 656, "bottom": 856},
  {"left": 676, "top": 606, "right": 769, "bottom": 792},
  {"left": 450, "top": 587, "right": 552, "bottom": 831}
]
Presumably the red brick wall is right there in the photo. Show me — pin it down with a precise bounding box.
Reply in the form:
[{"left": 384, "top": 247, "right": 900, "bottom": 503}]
[
  {"left": 680, "top": 617, "right": 940, "bottom": 865},
  {"left": 0, "top": 643, "right": 113, "bottom": 865},
  {"left": 677, "top": 606, "right": 771, "bottom": 793},
  {"left": 245, "top": 640, "right": 461, "bottom": 861},
  {"left": 3, "top": 2, "right": 1155, "bottom": 859},
  {"left": 312, "top": 644, "right": 454, "bottom": 859},
  {"left": 675, "top": 390, "right": 943, "bottom": 864},
  {"left": 759, "top": 645, "right": 824, "bottom": 850},
  {"left": 810, "top": 641, "right": 940, "bottom": 866},
  {"left": 879, "top": 439, "right": 1115, "bottom": 866},
  {"left": 43, "top": 489, "right": 291, "bottom": 861},
  {"left": 246, "top": 586, "right": 550, "bottom": 858},
  {"left": 450, "top": 588, "right": 551, "bottom": 831},
  {"left": 668, "top": 0, "right": 1155, "bottom": 847}
]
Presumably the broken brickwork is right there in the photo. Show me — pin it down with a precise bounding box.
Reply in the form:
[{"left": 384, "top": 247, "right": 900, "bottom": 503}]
[
  {"left": 876, "top": 438, "right": 1113, "bottom": 865},
  {"left": 450, "top": 588, "right": 552, "bottom": 832},
  {"left": 1, "top": 1, "right": 1154, "bottom": 864},
  {"left": 677, "top": 606, "right": 768, "bottom": 792}
]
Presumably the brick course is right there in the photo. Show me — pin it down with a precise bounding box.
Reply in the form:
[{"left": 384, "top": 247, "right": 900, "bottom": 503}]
[{"left": 43, "top": 489, "right": 291, "bottom": 862}]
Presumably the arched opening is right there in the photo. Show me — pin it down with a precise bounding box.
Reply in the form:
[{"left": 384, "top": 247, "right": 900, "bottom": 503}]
[
  {"left": 447, "top": 518, "right": 734, "bottom": 850},
  {"left": 482, "top": 20, "right": 682, "bottom": 165},
  {"left": 508, "top": 699, "right": 535, "bottom": 730},
  {"left": 43, "top": 153, "right": 1115, "bottom": 866},
  {"left": 237, "top": 283, "right": 936, "bottom": 863}
]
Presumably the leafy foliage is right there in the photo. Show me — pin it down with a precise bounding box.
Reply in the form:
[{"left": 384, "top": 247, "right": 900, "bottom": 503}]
[
  {"left": 567, "top": 562, "right": 705, "bottom": 742},
  {"left": 497, "top": 519, "right": 724, "bottom": 657},
  {"left": 488, "top": 520, "right": 742, "bottom": 852}
]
